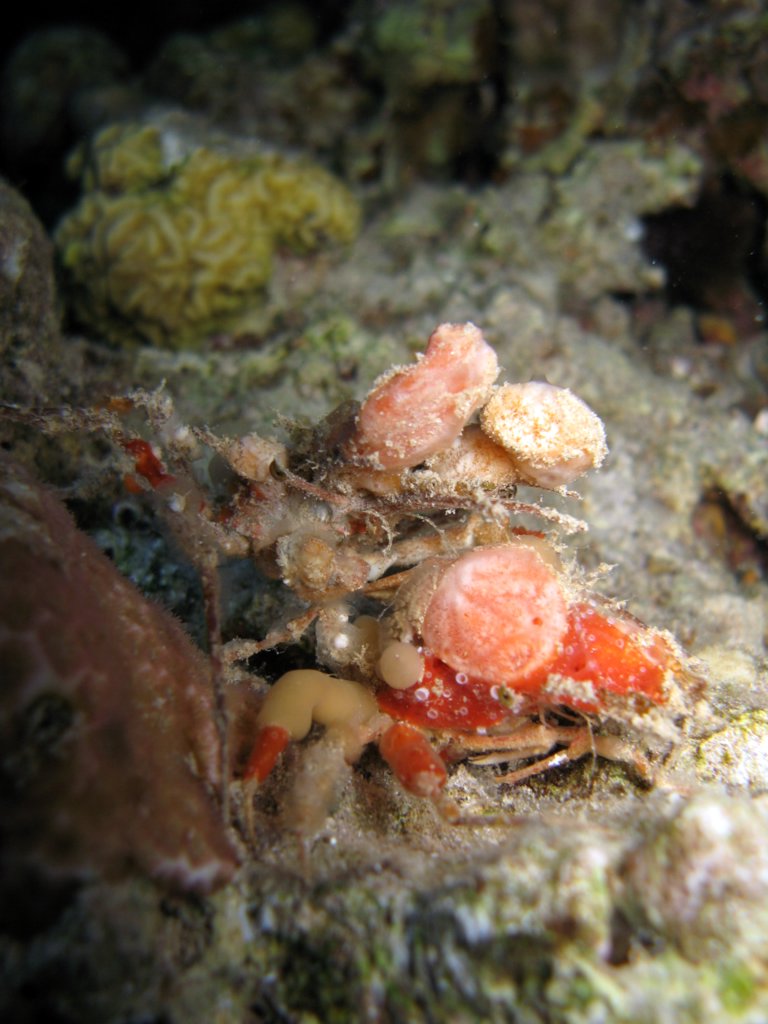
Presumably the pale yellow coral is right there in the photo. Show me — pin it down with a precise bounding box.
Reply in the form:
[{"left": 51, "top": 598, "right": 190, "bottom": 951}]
[
  {"left": 69, "top": 122, "right": 167, "bottom": 193},
  {"left": 55, "top": 120, "right": 361, "bottom": 347}
]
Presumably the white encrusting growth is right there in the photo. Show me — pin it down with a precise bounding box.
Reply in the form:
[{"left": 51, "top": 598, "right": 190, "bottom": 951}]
[{"left": 480, "top": 381, "right": 607, "bottom": 488}]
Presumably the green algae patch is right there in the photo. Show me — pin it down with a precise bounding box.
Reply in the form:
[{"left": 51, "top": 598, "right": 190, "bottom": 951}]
[
  {"left": 718, "top": 960, "right": 758, "bottom": 1015},
  {"left": 55, "top": 117, "right": 361, "bottom": 348}
]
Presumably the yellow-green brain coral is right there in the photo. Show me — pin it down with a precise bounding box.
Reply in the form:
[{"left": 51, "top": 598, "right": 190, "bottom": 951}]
[{"left": 55, "top": 120, "right": 361, "bottom": 347}]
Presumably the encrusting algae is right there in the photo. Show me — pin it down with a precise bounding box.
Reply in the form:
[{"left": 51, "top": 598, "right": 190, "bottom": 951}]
[{"left": 54, "top": 116, "right": 361, "bottom": 348}]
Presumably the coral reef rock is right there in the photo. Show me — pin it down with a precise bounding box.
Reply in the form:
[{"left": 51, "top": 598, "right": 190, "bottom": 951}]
[
  {"left": 0, "top": 455, "right": 239, "bottom": 897},
  {"left": 55, "top": 113, "right": 361, "bottom": 348},
  {"left": 0, "top": 178, "right": 61, "bottom": 403}
]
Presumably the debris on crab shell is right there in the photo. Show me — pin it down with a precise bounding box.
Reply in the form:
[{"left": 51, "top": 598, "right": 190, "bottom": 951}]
[
  {"left": 480, "top": 381, "right": 608, "bottom": 489},
  {"left": 422, "top": 425, "right": 522, "bottom": 494},
  {"left": 376, "top": 542, "right": 686, "bottom": 787},
  {"left": 396, "top": 541, "right": 681, "bottom": 715},
  {"left": 344, "top": 321, "right": 499, "bottom": 470},
  {"left": 419, "top": 543, "right": 570, "bottom": 685},
  {"left": 380, "top": 545, "right": 683, "bottom": 726}
]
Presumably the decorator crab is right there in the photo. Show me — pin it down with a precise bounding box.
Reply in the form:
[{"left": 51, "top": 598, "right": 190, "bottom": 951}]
[
  {"left": 226, "top": 323, "right": 691, "bottom": 822},
  {"left": 3, "top": 322, "right": 694, "bottom": 828}
]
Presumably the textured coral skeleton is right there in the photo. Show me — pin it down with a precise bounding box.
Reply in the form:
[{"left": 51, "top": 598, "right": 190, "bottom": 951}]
[{"left": 2, "top": 321, "right": 696, "bottom": 839}]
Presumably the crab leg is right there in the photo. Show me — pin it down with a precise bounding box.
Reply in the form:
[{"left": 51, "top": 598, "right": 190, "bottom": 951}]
[
  {"left": 486, "top": 729, "right": 653, "bottom": 785},
  {"left": 448, "top": 722, "right": 578, "bottom": 761},
  {"left": 223, "top": 607, "right": 321, "bottom": 665},
  {"left": 493, "top": 737, "right": 591, "bottom": 785}
]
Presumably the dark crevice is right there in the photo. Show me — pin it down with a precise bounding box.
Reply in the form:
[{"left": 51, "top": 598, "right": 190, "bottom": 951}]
[
  {"left": 692, "top": 487, "right": 768, "bottom": 586},
  {"left": 642, "top": 176, "right": 768, "bottom": 325}
]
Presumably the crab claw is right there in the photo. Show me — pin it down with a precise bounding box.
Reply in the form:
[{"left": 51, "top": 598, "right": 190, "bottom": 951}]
[
  {"left": 244, "top": 724, "right": 291, "bottom": 783},
  {"left": 378, "top": 722, "right": 459, "bottom": 821}
]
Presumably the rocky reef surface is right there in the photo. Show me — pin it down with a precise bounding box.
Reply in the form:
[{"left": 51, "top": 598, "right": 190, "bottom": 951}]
[{"left": 1, "top": 2, "right": 768, "bottom": 1022}]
